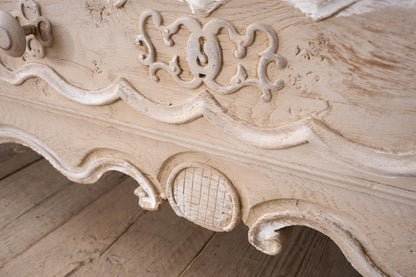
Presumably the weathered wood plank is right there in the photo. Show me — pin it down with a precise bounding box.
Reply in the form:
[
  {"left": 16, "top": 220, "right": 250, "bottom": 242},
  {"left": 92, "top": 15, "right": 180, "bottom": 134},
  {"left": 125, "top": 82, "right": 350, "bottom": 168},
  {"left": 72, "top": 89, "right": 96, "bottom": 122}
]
[
  {"left": 0, "top": 159, "right": 70, "bottom": 229},
  {"left": 0, "top": 177, "right": 144, "bottom": 276},
  {"left": 180, "top": 225, "right": 362, "bottom": 277},
  {"left": 0, "top": 171, "right": 126, "bottom": 267},
  {"left": 0, "top": 143, "right": 41, "bottom": 180},
  {"left": 71, "top": 203, "right": 214, "bottom": 277}
]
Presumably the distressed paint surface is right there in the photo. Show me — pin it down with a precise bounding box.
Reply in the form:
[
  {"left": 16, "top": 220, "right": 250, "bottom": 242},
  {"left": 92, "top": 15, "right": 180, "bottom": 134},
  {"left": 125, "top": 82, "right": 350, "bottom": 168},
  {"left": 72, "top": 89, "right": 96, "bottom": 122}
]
[
  {"left": 0, "top": 1, "right": 415, "bottom": 276},
  {"left": 284, "top": 0, "right": 416, "bottom": 20}
]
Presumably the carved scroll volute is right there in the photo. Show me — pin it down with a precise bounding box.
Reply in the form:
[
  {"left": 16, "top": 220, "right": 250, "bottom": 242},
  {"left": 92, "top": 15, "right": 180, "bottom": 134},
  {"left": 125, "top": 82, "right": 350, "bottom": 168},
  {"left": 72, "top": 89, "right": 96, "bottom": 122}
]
[
  {"left": 0, "top": 0, "right": 53, "bottom": 59},
  {"left": 136, "top": 10, "right": 287, "bottom": 102},
  {"left": 247, "top": 200, "right": 391, "bottom": 277},
  {"left": 0, "top": 11, "right": 27, "bottom": 57}
]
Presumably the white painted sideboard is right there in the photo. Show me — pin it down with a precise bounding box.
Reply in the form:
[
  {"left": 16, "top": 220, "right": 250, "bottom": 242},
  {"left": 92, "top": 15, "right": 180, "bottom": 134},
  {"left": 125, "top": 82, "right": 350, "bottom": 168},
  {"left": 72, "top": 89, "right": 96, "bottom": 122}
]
[{"left": 0, "top": 1, "right": 415, "bottom": 276}]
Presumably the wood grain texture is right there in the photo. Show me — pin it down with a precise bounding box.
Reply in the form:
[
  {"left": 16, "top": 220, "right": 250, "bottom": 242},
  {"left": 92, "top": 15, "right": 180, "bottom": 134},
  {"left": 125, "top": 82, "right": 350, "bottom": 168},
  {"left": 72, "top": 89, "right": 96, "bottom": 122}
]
[
  {"left": 0, "top": 159, "right": 70, "bottom": 229},
  {"left": 181, "top": 225, "right": 361, "bottom": 277},
  {"left": 0, "top": 171, "right": 126, "bottom": 268},
  {"left": 0, "top": 143, "right": 40, "bottom": 180},
  {"left": 0, "top": 176, "right": 144, "bottom": 276},
  {"left": 0, "top": 144, "right": 363, "bottom": 277},
  {"left": 0, "top": 0, "right": 414, "bottom": 177},
  {"left": 0, "top": 0, "right": 415, "bottom": 276},
  {"left": 167, "top": 163, "right": 241, "bottom": 232},
  {"left": 71, "top": 203, "right": 214, "bottom": 277},
  {"left": 0, "top": 97, "right": 414, "bottom": 276}
]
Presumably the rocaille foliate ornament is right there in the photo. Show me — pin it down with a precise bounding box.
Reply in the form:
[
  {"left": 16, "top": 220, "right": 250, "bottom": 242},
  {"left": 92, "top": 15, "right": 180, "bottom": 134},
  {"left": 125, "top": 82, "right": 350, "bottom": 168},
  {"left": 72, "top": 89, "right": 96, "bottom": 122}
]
[{"left": 136, "top": 9, "right": 287, "bottom": 102}]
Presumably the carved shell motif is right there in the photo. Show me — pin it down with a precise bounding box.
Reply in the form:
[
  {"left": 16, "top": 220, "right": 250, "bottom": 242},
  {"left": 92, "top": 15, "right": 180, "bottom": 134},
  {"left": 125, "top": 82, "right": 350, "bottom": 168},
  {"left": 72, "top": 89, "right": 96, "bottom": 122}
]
[
  {"left": 178, "top": 0, "right": 229, "bottom": 17},
  {"left": 166, "top": 163, "right": 240, "bottom": 232}
]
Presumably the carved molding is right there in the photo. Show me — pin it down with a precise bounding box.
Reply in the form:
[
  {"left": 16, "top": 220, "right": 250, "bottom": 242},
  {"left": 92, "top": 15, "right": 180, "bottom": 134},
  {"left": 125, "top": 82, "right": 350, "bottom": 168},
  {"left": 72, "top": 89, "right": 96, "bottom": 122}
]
[
  {"left": 136, "top": 10, "right": 286, "bottom": 102},
  {"left": 178, "top": 0, "right": 229, "bottom": 17},
  {"left": 284, "top": 0, "right": 416, "bottom": 21},
  {"left": 283, "top": 0, "right": 356, "bottom": 21},
  {"left": 12, "top": 0, "right": 53, "bottom": 59},
  {"left": 111, "top": 0, "right": 127, "bottom": 8},
  {"left": 0, "top": 61, "right": 415, "bottom": 177},
  {"left": 247, "top": 200, "right": 395, "bottom": 277},
  {"left": 0, "top": 126, "right": 162, "bottom": 211},
  {"left": 110, "top": 0, "right": 228, "bottom": 16},
  {"left": 166, "top": 162, "right": 240, "bottom": 232}
]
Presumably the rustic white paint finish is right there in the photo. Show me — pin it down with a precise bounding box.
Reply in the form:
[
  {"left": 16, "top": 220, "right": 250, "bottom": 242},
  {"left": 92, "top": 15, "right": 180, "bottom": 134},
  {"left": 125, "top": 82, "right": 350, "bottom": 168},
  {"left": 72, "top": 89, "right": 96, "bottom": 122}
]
[
  {"left": 0, "top": 11, "right": 26, "bottom": 57},
  {"left": 338, "top": 0, "right": 416, "bottom": 18},
  {"left": 0, "top": 61, "right": 413, "bottom": 176},
  {"left": 285, "top": 0, "right": 416, "bottom": 20},
  {"left": 135, "top": 9, "right": 286, "bottom": 102},
  {"left": 178, "top": 0, "right": 229, "bottom": 16},
  {"left": 0, "top": 0, "right": 415, "bottom": 276},
  {"left": 247, "top": 200, "right": 390, "bottom": 277},
  {"left": 166, "top": 163, "right": 241, "bottom": 232},
  {"left": 0, "top": 126, "right": 161, "bottom": 211},
  {"left": 0, "top": 0, "right": 54, "bottom": 59},
  {"left": 182, "top": 0, "right": 416, "bottom": 20},
  {"left": 283, "top": 0, "right": 356, "bottom": 21}
]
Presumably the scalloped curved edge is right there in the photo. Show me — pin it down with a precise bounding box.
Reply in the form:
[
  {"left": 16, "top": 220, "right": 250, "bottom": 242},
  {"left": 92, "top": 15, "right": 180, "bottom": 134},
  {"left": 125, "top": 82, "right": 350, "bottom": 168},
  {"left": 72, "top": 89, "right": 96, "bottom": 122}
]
[
  {"left": 0, "top": 126, "right": 162, "bottom": 211},
  {"left": 0, "top": 62, "right": 415, "bottom": 177},
  {"left": 247, "top": 200, "right": 396, "bottom": 277}
]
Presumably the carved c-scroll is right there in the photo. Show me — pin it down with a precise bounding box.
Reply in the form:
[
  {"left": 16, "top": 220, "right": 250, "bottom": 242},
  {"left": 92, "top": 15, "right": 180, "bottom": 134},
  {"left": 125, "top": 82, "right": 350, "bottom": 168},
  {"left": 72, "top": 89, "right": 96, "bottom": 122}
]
[
  {"left": 136, "top": 10, "right": 287, "bottom": 102},
  {"left": 0, "top": 126, "right": 162, "bottom": 211},
  {"left": 13, "top": 0, "right": 53, "bottom": 60},
  {"left": 247, "top": 200, "right": 396, "bottom": 277},
  {"left": 0, "top": 61, "right": 415, "bottom": 177}
]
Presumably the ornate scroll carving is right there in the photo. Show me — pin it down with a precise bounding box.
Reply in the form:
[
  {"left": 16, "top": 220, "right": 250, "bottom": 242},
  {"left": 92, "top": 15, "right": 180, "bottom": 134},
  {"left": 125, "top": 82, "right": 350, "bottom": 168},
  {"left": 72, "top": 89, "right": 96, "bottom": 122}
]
[
  {"left": 247, "top": 200, "right": 393, "bottom": 277},
  {"left": 136, "top": 10, "right": 287, "bottom": 102},
  {"left": 12, "top": 0, "right": 53, "bottom": 59},
  {"left": 166, "top": 162, "right": 240, "bottom": 231},
  {"left": 0, "top": 126, "right": 162, "bottom": 211},
  {"left": 0, "top": 62, "right": 415, "bottom": 177}
]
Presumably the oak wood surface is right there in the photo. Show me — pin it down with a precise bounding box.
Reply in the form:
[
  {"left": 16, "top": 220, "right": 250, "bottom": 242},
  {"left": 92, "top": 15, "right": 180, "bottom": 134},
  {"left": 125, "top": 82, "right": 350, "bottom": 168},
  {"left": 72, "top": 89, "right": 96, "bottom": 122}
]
[
  {"left": 181, "top": 225, "right": 362, "bottom": 277},
  {"left": 0, "top": 143, "right": 40, "bottom": 180},
  {"left": 0, "top": 176, "right": 143, "bottom": 276},
  {"left": 71, "top": 203, "right": 214, "bottom": 277},
  {"left": 0, "top": 170, "right": 126, "bottom": 267},
  {"left": 0, "top": 159, "right": 70, "bottom": 229},
  {"left": 0, "top": 1, "right": 414, "bottom": 275},
  {"left": 0, "top": 144, "right": 361, "bottom": 277}
]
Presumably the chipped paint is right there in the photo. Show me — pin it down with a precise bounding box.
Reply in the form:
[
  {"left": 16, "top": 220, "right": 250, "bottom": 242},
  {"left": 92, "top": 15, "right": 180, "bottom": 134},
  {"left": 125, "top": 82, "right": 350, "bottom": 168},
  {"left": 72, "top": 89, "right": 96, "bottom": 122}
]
[{"left": 284, "top": 0, "right": 416, "bottom": 21}]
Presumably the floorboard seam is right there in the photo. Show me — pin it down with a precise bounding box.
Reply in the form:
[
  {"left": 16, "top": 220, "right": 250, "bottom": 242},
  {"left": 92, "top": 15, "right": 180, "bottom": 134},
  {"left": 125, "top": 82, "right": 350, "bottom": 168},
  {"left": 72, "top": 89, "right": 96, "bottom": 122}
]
[
  {"left": 63, "top": 261, "right": 87, "bottom": 277},
  {"left": 0, "top": 174, "right": 129, "bottom": 270},
  {"left": 98, "top": 210, "right": 147, "bottom": 259},
  {"left": 63, "top": 206, "right": 147, "bottom": 277},
  {"left": 177, "top": 232, "right": 216, "bottom": 277},
  {"left": 0, "top": 157, "right": 43, "bottom": 181},
  {"left": 0, "top": 179, "right": 73, "bottom": 232}
]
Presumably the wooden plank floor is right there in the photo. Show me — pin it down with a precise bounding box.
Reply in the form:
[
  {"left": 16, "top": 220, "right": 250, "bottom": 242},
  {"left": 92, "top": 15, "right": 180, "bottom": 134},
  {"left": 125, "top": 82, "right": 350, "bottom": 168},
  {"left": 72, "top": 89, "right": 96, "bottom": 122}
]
[{"left": 0, "top": 143, "right": 362, "bottom": 277}]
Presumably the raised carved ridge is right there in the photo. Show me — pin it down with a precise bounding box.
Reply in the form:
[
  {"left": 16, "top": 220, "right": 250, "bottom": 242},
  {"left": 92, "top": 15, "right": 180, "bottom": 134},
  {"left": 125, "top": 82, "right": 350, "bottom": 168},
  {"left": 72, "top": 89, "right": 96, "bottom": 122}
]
[
  {"left": 136, "top": 10, "right": 287, "bottom": 102},
  {"left": 0, "top": 61, "right": 415, "bottom": 177},
  {"left": 0, "top": 126, "right": 161, "bottom": 211},
  {"left": 178, "top": 0, "right": 230, "bottom": 17},
  {"left": 12, "top": 0, "right": 53, "bottom": 59},
  {"left": 111, "top": 0, "right": 127, "bottom": 8},
  {"left": 247, "top": 200, "right": 394, "bottom": 277}
]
